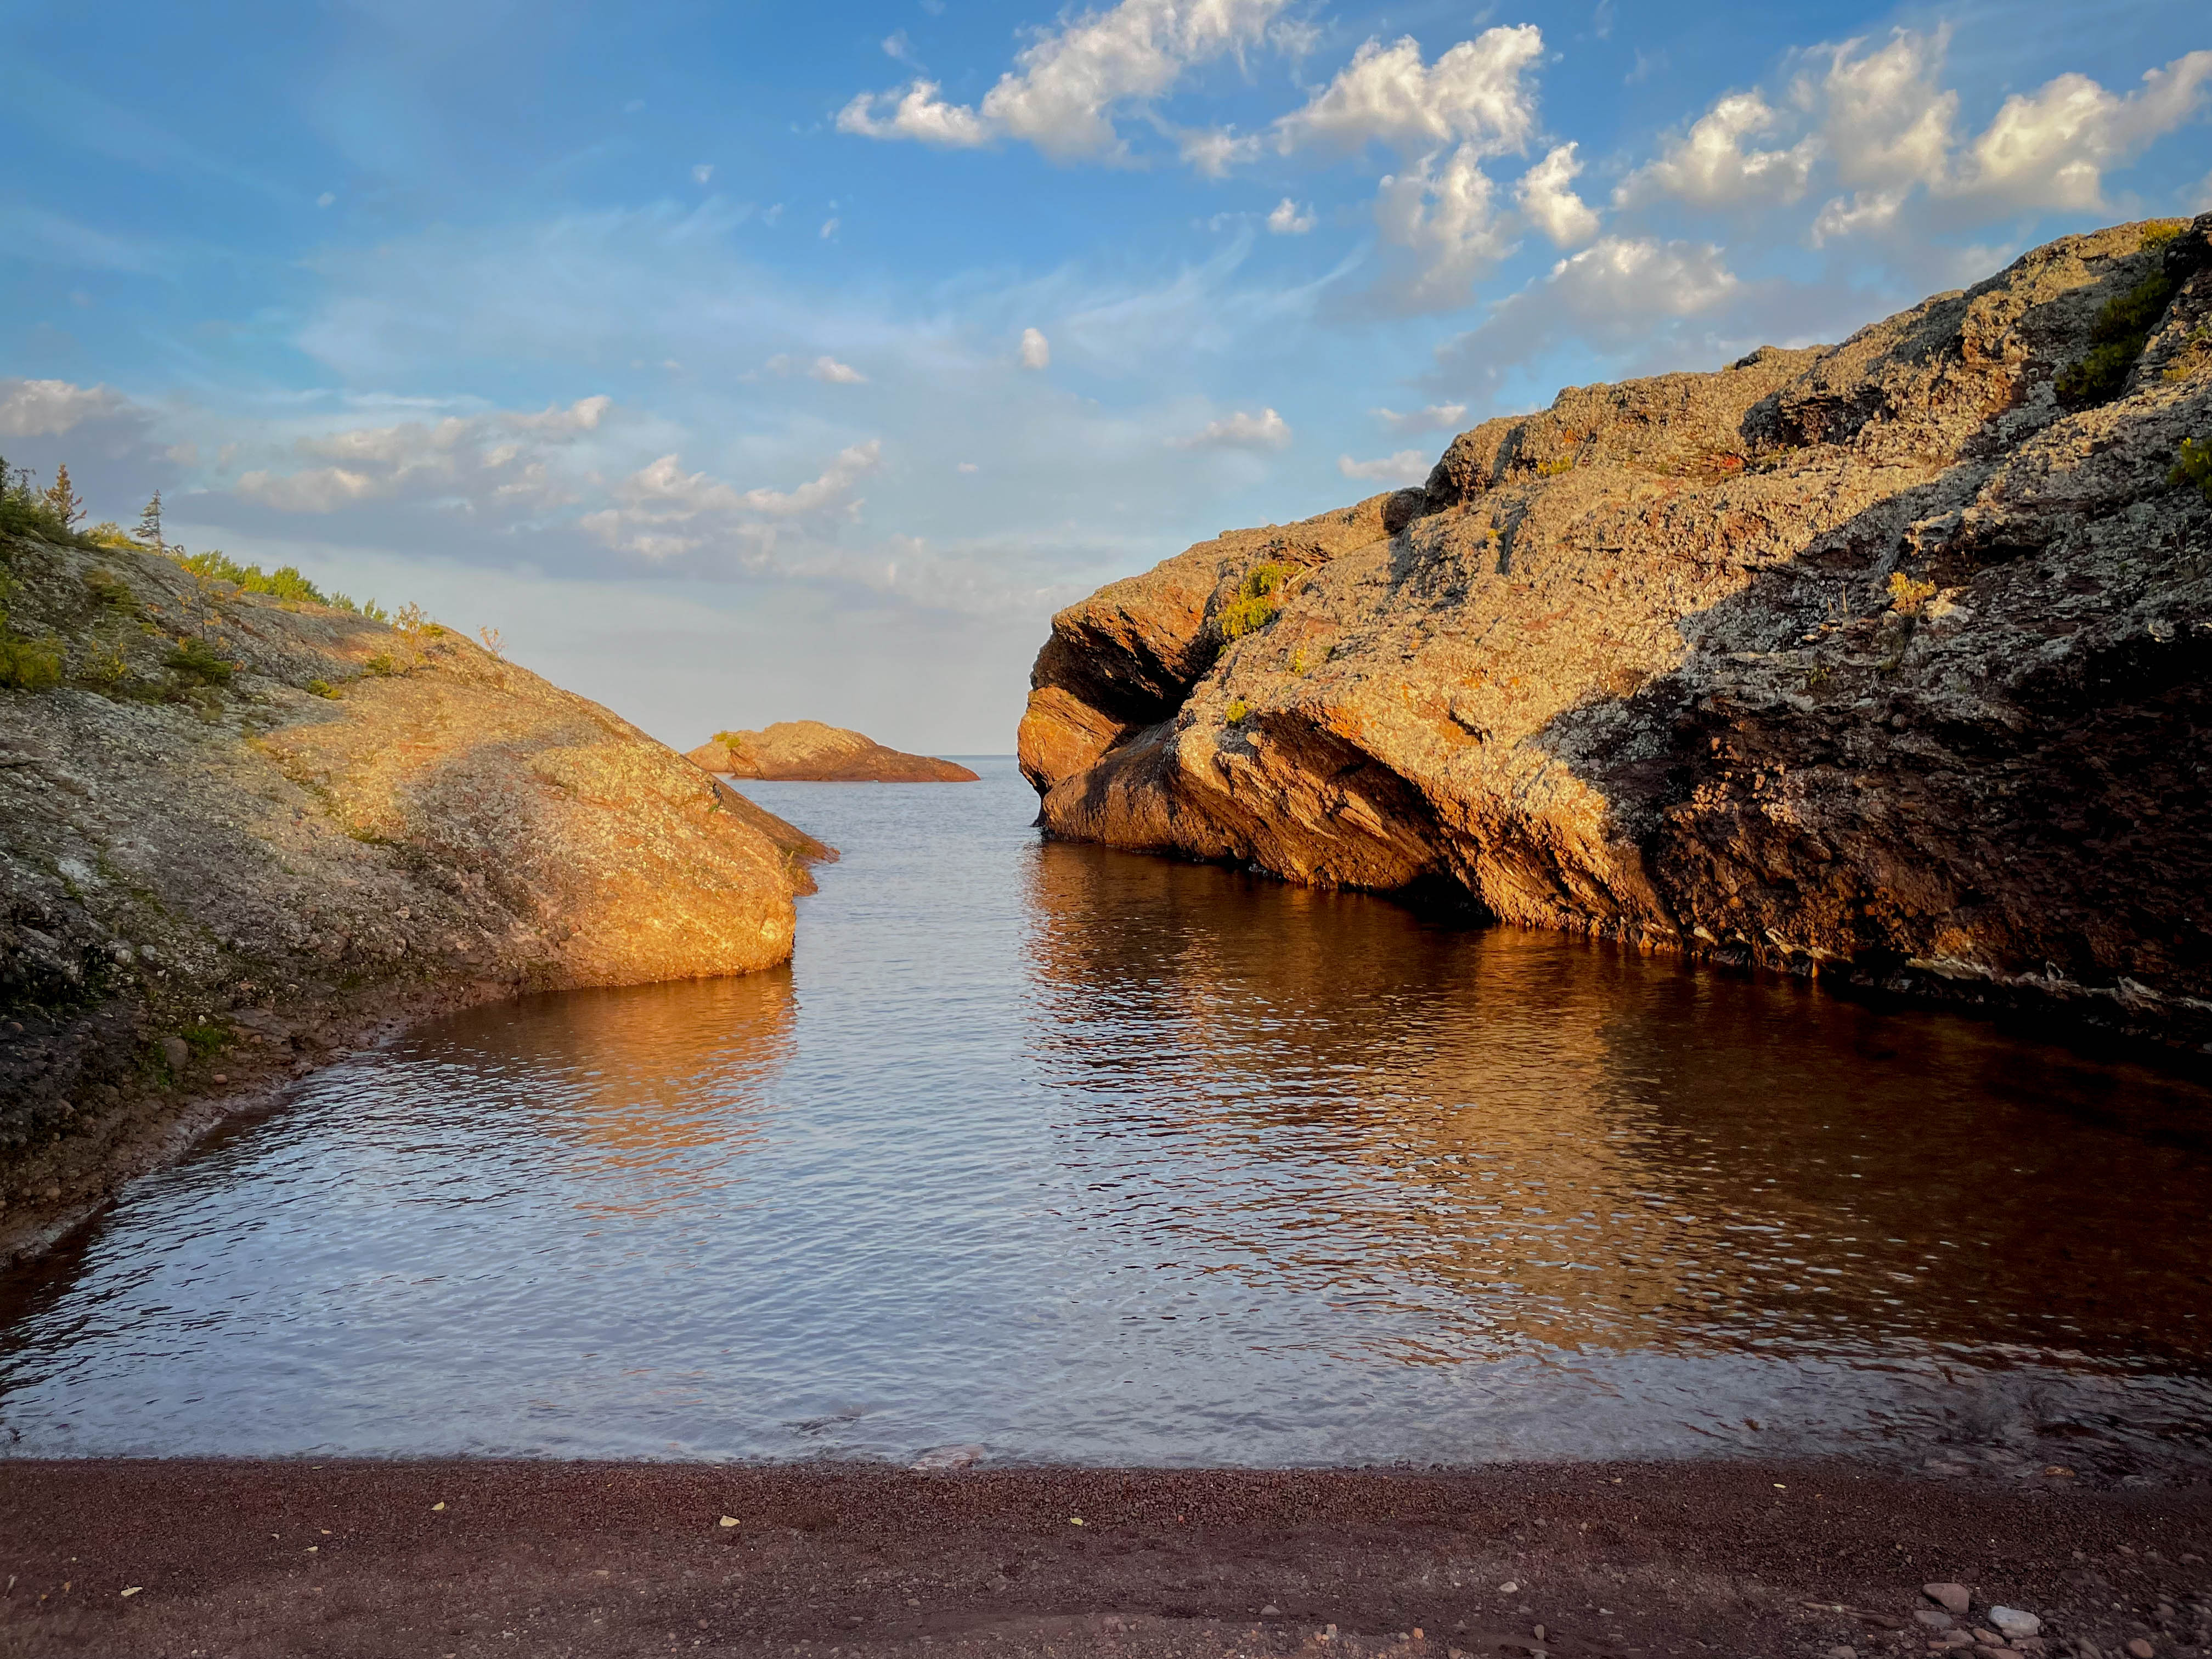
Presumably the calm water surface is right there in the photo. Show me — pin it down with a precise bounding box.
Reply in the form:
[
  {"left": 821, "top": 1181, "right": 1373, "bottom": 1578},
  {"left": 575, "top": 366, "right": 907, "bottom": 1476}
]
[{"left": 4, "top": 759, "right": 2211, "bottom": 1468}]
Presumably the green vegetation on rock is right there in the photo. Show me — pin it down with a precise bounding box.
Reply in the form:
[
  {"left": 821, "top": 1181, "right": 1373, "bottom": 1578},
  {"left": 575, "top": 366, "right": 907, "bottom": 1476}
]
[
  {"left": 2175, "top": 436, "right": 2212, "bottom": 504},
  {"left": 2056, "top": 226, "right": 2193, "bottom": 407},
  {"left": 1218, "top": 563, "right": 1292, "bottom": 641}
]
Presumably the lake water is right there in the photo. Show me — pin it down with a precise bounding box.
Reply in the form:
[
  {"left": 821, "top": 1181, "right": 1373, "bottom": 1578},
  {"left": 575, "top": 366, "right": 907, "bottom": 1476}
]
[{"left": 4, "top": 758, "right": 2210, "bottom": 1471}]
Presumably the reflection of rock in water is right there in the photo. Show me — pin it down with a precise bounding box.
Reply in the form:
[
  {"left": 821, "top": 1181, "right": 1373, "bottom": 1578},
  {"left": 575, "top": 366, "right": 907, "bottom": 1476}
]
[
  {"left": 1019, "top": 840, "right": 2212, "bottom": 1367},
  {"left": 401, "top": 972, "right": 798, "bottom": 1218}
]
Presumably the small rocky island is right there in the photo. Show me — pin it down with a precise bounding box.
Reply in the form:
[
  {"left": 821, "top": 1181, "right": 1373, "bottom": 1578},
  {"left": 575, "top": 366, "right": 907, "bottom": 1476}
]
[
  {"left": 688, "top": 720, "right": 979, "bottom": 782},
  {"left": 1022, "top": 215, "right": 2212, "bottom": 1048},
  {"left": 0, "top": 529, "right": 831, "bottom": 1259}
]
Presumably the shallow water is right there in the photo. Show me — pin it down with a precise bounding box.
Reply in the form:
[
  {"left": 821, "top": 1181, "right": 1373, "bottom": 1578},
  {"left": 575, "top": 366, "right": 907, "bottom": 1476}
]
[{"left": 4, "top": 759, "right": 2211, "bottom": 1469}]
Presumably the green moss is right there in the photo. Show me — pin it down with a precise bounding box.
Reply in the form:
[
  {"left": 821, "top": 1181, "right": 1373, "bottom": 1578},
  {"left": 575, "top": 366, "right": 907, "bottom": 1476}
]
[
  {"left": 1218, "top": 562, "right": 1293, "bottom": 641},
  {"left": 2174, "top": 436, "right": 2212, "bottom": 504},
  {"left": 179, "top": 1019, "right": 231, "bottom": 1057}
]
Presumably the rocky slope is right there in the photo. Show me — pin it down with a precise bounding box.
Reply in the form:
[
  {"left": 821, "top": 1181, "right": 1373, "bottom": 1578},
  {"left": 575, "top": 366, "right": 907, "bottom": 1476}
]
[
  {"left": 1022, "top": 216, "right": 2212, "bottom": 1047},
  {"left": 689, "top": 720, "right": 979, "bottom": 782},
  {"left": 0, "top": 532, "right": 831, "bottom": 1257}
]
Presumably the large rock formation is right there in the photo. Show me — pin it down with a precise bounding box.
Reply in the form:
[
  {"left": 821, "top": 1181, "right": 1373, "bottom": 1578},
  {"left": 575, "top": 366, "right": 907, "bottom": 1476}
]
[
  {"left": 689, "top": 720, "right": 979, "bottom": 782},
  {"left": 0, "top": 533, "right": 831, "bottom": 1255},
  {"left": 1022, "top": 216, "right": 2212, "bottom": 1046}
]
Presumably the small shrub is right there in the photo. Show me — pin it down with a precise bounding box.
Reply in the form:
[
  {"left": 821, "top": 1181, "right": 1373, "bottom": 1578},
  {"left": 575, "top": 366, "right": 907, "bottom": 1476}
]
[
  {"left": 2174, "top": 436, "right": 2212, "bottom": 504},
  {"left": 0, "top": 629, "right": 63, "bottom": 690},
  {"left": 165, "top": 636, "right": 236, "bottom": 686},
  {"left": 173, "top": 548, "right": 335, "bottom": 607},
  {"left": 1887, "top": 571, "right": 1937, "bottom": 612},
  {"left": 1535, "top": 454, "right": 1576, "bottom": 477},
  {"left": 84, "top": 568, "right": 137, "bottom": 614},
  {"left": 1218, "top": 563, "right": 1292, "bottom": 641},
  {"left": 364, "top": 652, "right": 397, "bottom": 676},
  {"left": 1224, "top": 698, "right": 1251, "bottom": 724},
  {"left": 304, "top": 677, "right": 342, "bottom": 699},
  {"left": 2057, "top": 258, "right": 2185, "bottom": 407}
]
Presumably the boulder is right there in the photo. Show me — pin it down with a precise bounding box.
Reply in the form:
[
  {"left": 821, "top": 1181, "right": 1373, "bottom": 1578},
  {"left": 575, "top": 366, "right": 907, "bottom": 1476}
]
[
  {"left": 688, "top": 720, "right": 978, "bottom": 782},
  {"left": 1020, "top": 216, "right": 2212, "bottom": 1046}
]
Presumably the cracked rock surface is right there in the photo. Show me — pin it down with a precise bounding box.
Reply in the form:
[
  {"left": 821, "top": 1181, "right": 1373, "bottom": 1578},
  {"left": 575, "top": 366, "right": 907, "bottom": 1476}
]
[{"left": 1021, "top": 216, "right": 2212, "bottom": 1048}]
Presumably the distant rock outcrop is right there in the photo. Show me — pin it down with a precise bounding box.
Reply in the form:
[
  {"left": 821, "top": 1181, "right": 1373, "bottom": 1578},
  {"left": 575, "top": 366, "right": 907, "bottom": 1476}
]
[
  {"left": 1021, "top": 216, "right": 2212, "bottom": 1047},
  {"left": 0, "top": 533, "right": 832, "bottom": 1257},
  {"left": 689, "top": 721, "right": 979, "bottom": 782}
]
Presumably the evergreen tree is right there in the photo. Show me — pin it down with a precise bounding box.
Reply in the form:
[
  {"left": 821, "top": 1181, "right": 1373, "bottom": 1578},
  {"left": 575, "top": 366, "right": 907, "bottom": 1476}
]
[
  {"left": 42, "top": 464, "right": 84, "bottom": 529},
  {"left": 137, "top": 491, "right": 164, "bottom": 549}
]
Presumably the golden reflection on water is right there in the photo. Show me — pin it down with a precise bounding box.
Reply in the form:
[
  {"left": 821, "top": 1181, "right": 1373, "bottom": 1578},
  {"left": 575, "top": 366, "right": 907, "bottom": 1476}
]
[
  {"left": 1020, "top": 840, "right": 2212, "bottom": 1365},
  {"left": 435, "top": 970, "right": 798, "bottom": 1219}
]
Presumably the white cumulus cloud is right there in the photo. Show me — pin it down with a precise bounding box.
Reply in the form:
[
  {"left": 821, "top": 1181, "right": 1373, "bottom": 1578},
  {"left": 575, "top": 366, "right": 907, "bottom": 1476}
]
[
  {"left": 1373, "top": 403, "right": 1467, "bottom": 435},
  {"left": 0, "top": 377, "right": 129, "bottom": 438},
  {"left": 1272, "top": 26, "right": 1544, "bottom": 159},
  {"left": 1267, "top": 198, "right": 1317, "bottom": 234},
  {"left": 1337, "top": 449, "right": 1430, "bottom": 483},
  {"left": 838, "top": 0, "right": 1290, "bottom": 162},
  {"left": 1616, "top": 92, "right": 1818, "bottom": 209},
  {"left": 1516, "top": 143, "right": 1599, "bottom": 247},
  {"left": 1173, "top": 407, "right": 1291, "bottom": 450},
  {"left": 1373, "top": 143, "right": 1519, "bottom": 312},
  {"left": 583, "top": 440, "right": 885, "bottom": 561},
  {"left": 232, "top": 396, "right": 612, "bottom": 515},
  {"left": 1019, "top": 327, "right": 1051, "bottom": 370}
]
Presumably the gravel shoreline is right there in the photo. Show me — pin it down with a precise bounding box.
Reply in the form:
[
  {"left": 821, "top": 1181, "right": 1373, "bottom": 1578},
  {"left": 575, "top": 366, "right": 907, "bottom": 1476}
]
[{"left": 2, "top": 1458, "right": 2206, "bottom": 1658}]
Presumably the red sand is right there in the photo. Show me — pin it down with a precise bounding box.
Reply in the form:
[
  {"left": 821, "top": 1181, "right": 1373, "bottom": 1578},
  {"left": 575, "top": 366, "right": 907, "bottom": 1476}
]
[{"left": 2, "top": 1458, "right": 2207, "bottom": 1657}]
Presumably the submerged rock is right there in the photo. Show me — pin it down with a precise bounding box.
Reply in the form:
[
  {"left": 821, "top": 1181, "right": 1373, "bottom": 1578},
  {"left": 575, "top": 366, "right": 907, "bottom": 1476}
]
[
  {"left": 1021, "top": 215, "right": 2212, "bottom": 1047},
  {"left": 0, "top": 532, "right": 831, "bottom": 1252},
  {"left": 688, "top": 720, "right": 978, "bottom": 783}
]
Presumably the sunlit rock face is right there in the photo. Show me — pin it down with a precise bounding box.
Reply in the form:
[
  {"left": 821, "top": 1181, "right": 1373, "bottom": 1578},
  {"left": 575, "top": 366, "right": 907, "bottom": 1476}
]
[
  {"left": 1022, "top": 216, "right": 2212, "bottom": 1043},
  {"left": 687, "top": 720, "right": 978, "bottom": 783},
  {"left": 0, "top": 535, "right": 827, "bottom": 1231}
]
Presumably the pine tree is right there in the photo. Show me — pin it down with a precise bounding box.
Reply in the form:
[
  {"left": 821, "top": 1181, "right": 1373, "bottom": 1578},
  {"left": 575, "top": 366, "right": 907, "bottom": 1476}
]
[
  {"left": 42, "top": 464, "right": 84, "bottom": 529},
  {"left": 136, "top": 490, "right": 164, "bottom": 549}
]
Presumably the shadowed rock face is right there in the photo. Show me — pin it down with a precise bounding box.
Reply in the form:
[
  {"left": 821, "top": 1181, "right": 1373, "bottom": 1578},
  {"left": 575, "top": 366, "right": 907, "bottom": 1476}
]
[
  {"left": 689, "top": 720, "right": 979, "bottom": 783},
  {"left": 1021, "top": 216, "right": 2212, "bottom": 1045},
  {"left": 0, "top": 534, "right": 830, "bottom": 1241}
]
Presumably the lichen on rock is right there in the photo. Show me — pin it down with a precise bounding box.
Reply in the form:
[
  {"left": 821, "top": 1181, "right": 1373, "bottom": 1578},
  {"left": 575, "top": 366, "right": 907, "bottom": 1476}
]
[{"left": 1021, "top": 215, "right": 2212, "bottom": 1047}]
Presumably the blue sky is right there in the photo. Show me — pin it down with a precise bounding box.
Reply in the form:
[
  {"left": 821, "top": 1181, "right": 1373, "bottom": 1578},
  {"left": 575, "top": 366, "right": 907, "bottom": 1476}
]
[{"left": 3, "top": 0, "right": 2208, "bottom": 752}]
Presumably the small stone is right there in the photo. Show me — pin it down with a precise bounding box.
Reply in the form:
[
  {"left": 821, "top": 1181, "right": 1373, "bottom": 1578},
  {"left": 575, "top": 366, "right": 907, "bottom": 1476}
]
[
  {"left": 1972, "top": 1633, "right": 2004, "bottom": 1648},
  {"left": 717, "top": 1516, "right": 740, "bottom": 1527},
  {"left": 1926, "top": 1585, "right": 1973, "bottom": 1615},
  {"left": 909, "top": 1444, "right": 985, "bottom": 1473},
  {"left": 1988, "top": 1610, "right": 2042, "bottom": 1640},
  {"left": 2126, "top": 1643, "right": 2154, "bottom": 1659},
  {"left": 1261, "top": 1606, "right": 1280, "bottom": 1617},
  {"left": 1498, "top": 1582, "right": 1519, "bottom": 1595},
  {"left": 160, "top": 1035, "right": 189, "bottom": 1070},
  {"left": 1917, "top": 1611, "right": 1957, "bottom": 1629},
  {"left": 1827, "top": 1646, "right": 1858, "bottom": 1659}
]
